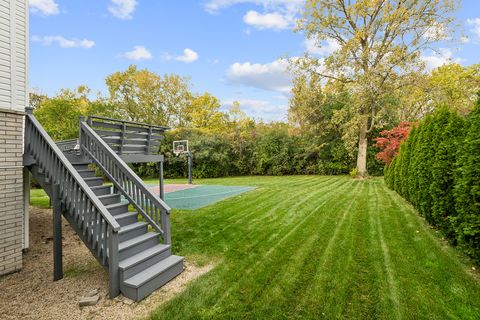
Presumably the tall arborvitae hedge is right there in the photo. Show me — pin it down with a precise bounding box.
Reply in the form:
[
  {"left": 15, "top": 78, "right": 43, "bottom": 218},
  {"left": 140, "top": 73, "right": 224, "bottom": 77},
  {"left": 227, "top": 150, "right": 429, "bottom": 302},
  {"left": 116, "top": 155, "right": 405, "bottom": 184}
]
[
  {"left": 385, "top": 106, "right": 479, "bottom": 263},
  {"left": 398, "top": 126, "right": 416, "bottom": 200},
  {"left": 430, "top": 111, "right": 465, "bottom": 239},
  {"left": 452, "top": 105, "right": 480, "bottom": 259}
]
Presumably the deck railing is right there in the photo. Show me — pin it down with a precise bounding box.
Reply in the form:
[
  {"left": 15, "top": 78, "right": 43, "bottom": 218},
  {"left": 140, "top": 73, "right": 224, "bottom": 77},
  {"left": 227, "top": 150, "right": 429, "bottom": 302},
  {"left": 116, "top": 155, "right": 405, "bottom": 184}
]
[
  {"left": 24, "top": 109, "right": 121, "bottom": 297},
  {"left": 87, "top": 116, "right": 168, "bottom": 156},
  {"left": 79, "top": 119, "right": 172, "bottom": 244}
]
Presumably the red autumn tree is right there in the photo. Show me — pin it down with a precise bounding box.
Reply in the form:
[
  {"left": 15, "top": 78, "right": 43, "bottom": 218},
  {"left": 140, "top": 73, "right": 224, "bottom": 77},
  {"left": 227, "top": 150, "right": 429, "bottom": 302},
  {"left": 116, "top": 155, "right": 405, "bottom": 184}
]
[{"left": 374, "top": 122, "right": 414, "bottom": 165}]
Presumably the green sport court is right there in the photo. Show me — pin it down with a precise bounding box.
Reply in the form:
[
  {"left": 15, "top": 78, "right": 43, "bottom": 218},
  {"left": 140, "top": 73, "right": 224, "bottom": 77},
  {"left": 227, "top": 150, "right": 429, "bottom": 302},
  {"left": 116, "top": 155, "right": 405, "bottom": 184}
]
[{"left": 148, "top": 184, "right": 255, "bottom": 210}]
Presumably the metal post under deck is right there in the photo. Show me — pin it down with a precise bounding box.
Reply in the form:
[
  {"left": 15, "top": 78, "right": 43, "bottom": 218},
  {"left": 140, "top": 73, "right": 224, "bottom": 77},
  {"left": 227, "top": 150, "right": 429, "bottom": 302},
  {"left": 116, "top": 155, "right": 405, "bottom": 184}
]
[
  {"left": 187, "top": 151, "right": 193, "bottom": 185},
  {"left": 159, "top": 160, "right": 165, "bottom": 200},
  {"left": 52, "top": 183, "right": 63, "bottom": 281}
]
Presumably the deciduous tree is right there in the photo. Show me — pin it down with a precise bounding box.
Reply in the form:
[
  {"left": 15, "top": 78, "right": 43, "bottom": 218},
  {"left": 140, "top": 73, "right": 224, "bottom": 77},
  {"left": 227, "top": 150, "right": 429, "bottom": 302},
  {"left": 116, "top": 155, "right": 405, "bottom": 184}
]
[
  {"left": 296, "top": 0, "right": 457, "bottom": 176},
  {"left": 373, "top": 122, "right": 413, "bottom": 165},
  {"left": 106, "top": 65, "right": 193, "bottom": 127}
]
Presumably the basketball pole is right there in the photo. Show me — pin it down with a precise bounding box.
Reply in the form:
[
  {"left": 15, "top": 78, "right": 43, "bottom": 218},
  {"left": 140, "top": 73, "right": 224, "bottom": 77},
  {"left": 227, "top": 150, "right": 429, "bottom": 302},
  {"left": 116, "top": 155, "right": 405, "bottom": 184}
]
[
  {"left": 187, "top": 151, "right": 193, "bottom": 185},
  {"left": 158, "top": 159, "right": 165, "bottom": 200}
]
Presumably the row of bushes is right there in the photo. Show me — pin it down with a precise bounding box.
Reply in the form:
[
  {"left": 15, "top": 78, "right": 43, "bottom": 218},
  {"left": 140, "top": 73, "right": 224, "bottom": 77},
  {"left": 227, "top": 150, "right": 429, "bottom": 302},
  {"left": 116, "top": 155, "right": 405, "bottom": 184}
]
[
  {"left": 385, "top": 105, "right": 480, "bottom": 262},
  {"left": 132, "top": 127, "right": 384, "bottom": 179}
]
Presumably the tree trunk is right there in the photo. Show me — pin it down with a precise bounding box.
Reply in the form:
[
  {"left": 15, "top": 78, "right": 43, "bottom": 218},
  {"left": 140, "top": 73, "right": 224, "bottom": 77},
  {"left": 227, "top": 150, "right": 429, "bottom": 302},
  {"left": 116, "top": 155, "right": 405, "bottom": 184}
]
[{"left": 356, "top": 119, "right": 368, "bottom": 177}]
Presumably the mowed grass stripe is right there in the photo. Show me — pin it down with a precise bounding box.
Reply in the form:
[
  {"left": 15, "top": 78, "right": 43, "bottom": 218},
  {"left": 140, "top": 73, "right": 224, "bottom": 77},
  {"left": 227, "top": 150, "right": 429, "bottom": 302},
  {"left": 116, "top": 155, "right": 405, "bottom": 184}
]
[
  {"left": 370, "top": 180, "right": 402, "bottom": 319},
  {"left": 245, "top": 176, "right": 347, "bottom": 235},
  {"left": 287, "top": 180, "right": 365, "bottom": 318},
  {"left": 252, "top": 179, "right": 362, "bottom": 319},
  {"left": 250, "top": 179, "right": 360, "bottom": 318},
  {"left": 203, "top": 178, "right": 355, "bottom": 316},
  {"left": 342, "top": 180, "right": 381, "bottom": 318},
  {"left": 172, "top": 177, "right": 340, "bottom": 257},
  {"left": 150, "top": 177, "right": 480, "bottom": 320},
  {"left": 155, "top": 177, "right": 352, "bottom": 319},
  {"left": 216, "top": 176, "right": 338, "bottom": 235},
  {"left": 376, "top": 180, "right": 480, "bottom": 319}
]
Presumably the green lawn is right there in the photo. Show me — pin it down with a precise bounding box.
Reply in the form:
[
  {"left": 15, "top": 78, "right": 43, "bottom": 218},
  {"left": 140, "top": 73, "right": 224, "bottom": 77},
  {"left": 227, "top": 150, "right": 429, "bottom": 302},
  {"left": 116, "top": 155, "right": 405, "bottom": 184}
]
[
  {"left": 29, "top": 176, "right": 480, "bottom": 319},
  {"left": 30, "top": 188, "right": 51, "bottom": 209},
  {"left": 150, "top": 176, "right": 480, "bottom": 319}
]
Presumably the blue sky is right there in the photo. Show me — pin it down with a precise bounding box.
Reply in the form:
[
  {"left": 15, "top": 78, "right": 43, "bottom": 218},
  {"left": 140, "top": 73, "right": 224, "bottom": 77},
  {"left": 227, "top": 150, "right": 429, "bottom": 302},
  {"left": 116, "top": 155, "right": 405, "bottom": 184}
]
[{"left": 29, "top": 0, "right": 480, "bottom": 122}]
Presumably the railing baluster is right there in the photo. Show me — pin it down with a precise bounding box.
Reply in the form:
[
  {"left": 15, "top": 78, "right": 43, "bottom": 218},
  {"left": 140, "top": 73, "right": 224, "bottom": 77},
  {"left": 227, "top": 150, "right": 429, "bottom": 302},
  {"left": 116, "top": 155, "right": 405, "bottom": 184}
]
[
  {"left": 79, "top": 120, "right": 171, "bottom": 240},
  {"left": 25, "top": 114, "right": 121, "bottom": 297}
]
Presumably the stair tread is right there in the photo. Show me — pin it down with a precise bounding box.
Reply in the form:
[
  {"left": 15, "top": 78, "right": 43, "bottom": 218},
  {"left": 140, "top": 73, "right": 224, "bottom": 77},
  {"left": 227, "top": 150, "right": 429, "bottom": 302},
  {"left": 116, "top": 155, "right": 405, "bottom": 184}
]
[
  {"left": 123, "top": 255, "right": 183, "bottom": 288},
  {"left": 119, "top": 221, "right": 147, "bottom": 233},
  {"left": 71, "top": 162, "right": 91, "bottom": 166},
  {"left": 83, "top": 176, "right": 103, "bottom": 181},
  {"left": 76, "top": 169, "right": 95, "bottom": 173},
  {"left": 119, "top": 244, "right": 171, "bottom": 270},
  {"left": 91, "top": 185, "right": 110, "bottom": 189},
  {"left": 98, "top": 193, "right": 120, "bottom": 199},
  {"left": 119, "top": 232, "right": 159, "bottom": 251},
  {"left": 115, "top": 212, "right": 138, "bottom": 219},
  {"left": 106, "top": 202, "right": 128, "bottom": 209}
]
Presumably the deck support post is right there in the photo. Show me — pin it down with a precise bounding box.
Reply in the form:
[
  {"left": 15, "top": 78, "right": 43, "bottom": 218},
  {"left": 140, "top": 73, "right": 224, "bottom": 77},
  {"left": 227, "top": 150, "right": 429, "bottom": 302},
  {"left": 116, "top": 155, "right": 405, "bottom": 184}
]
[
  {"left": 108, "top": 227, "right": 120, "bottom": 298},
  {"left": 52, "top": 183, "right": 63, "bottom": 281}
]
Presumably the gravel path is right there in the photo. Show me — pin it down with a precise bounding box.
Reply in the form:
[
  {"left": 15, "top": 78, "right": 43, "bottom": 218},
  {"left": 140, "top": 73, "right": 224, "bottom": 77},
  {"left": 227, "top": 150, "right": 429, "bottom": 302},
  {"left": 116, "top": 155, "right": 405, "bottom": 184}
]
[{"left": 0, "top": 207, "right": 213, "bottom": 320}]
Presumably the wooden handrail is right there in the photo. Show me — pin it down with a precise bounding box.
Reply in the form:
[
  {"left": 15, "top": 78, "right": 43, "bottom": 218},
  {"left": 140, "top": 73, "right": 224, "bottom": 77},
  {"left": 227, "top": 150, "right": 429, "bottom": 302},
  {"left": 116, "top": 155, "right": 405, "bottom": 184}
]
[
  {"left": 80, "top": 120, "right": 172, "bottom": 243},
  {"left": 25, "top": 109, "right": 121, "bottom": 298},
  {"left": 88, "top": 115, "right": 170, "bottom": 131},
  {"left": 26, "top": 113, "right": 121, "bottom": 231}
]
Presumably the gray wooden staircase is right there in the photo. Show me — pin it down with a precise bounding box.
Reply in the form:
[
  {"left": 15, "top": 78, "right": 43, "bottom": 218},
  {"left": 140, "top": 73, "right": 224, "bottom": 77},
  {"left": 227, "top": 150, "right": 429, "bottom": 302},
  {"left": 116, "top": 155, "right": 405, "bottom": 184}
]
[{"left": 24, "top": 108, "right": 183, "bottom": 301}]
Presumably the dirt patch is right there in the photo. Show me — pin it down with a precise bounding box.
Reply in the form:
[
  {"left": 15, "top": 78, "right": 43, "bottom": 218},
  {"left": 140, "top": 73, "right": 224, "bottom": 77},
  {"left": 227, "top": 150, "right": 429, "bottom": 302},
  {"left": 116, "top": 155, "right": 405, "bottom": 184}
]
[{"left": 0, "top": 207, "right": 214, "bottom": 320}]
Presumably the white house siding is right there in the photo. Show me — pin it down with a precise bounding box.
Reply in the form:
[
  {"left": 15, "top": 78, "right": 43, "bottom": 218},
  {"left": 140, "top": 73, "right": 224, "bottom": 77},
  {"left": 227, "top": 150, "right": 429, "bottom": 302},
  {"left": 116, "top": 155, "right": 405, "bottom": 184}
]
[{"left": 0, "top": 0, "right": 28, "bottom": 276}]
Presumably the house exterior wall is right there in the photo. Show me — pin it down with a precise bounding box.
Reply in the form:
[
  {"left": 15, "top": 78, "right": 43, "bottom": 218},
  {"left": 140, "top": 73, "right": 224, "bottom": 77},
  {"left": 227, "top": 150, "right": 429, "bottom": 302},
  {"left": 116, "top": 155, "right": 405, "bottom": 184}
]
[
  {"left": 0, "top": 109, "right": 24, "bottom": 275},
  {"left": 0, "top": 0, "right": 28, "bottom": 276}
]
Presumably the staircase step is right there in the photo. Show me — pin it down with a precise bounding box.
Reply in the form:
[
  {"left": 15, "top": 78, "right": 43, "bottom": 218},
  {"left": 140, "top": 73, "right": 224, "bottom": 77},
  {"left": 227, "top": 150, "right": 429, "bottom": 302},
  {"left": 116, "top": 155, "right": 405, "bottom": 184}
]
[
  {"left": 121, "top": 255, "right": 184, "bottom": 301},
  {"left": 106, "top": 202, "right": 130, "bottom": 215},
  {"left": 71, "top": 161, "right": 91, "bottom": 171},
  {"left": 115, "top": 212, "right": 139, "bottom": 227},
  {"left": 83, "top": 177, "right": 103, "bottom": 187},
  {"left": 119, "top": 244, "right": 171, "bottom": 281},
  {"left": 77, "top": 169, "right": 96, "bottom": 178},
  {"left": 119, "top": 232, "right": 159, "bottom": 260},
  {"left": 119, "top": 222, "right": 148, "bottom": 242},
  {"left": 91, "top": 185, "right": 112, "bottom": 196},
  {"left": 98, "top": 193, "right": 121, "bottom": 206}
]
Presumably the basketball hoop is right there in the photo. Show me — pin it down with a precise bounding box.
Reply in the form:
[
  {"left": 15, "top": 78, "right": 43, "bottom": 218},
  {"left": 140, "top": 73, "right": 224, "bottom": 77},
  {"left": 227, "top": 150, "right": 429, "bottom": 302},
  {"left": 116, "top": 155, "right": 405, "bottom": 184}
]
[
  {"left": 173, "top": 140, "right": 193, "bottom": 184},
  {"left": 173, "top": 140, "right": 189, "bottom": 156}
]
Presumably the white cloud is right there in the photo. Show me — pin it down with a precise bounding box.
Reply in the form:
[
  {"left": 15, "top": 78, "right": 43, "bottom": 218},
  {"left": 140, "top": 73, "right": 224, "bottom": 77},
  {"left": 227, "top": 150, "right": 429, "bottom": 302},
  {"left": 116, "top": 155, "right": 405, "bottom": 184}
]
[
  {"left": 206, "top": 0, "right": 302, "bottom": 32},
  {"left": 421, "top": 48, "right": 461, "bottom": 71},
  {"left": 175, "top": 48, "right": 199, "bottom": 63},
  {"left": 226, "top": 58, "right": 292, "bottom": 93},
  {"left": 204, "top": 0, "right": 304, "bottom": 15},
  {"left": 467, "top": 18, "right": 480, "bottom": 38},
  {"left": 124, "top": 46, "right": 152, "bottom": 60},
  {"left": 243, "top": 10, "right": 291, "bottom": 30},
  {"left": 223, "top": 98, "right": 288, "bottom": 121},
  {"left": 29, "top": 0, "right": 59, "bottom": 16},
  {"left": 304, "top": 38, "right": 340, "bottom": 56},
  {"left": 32, "top": 35, "right": 95, "bottom": 48},
  {"left": 109, "top": 0, "right": 137, "bottom": 20}
]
